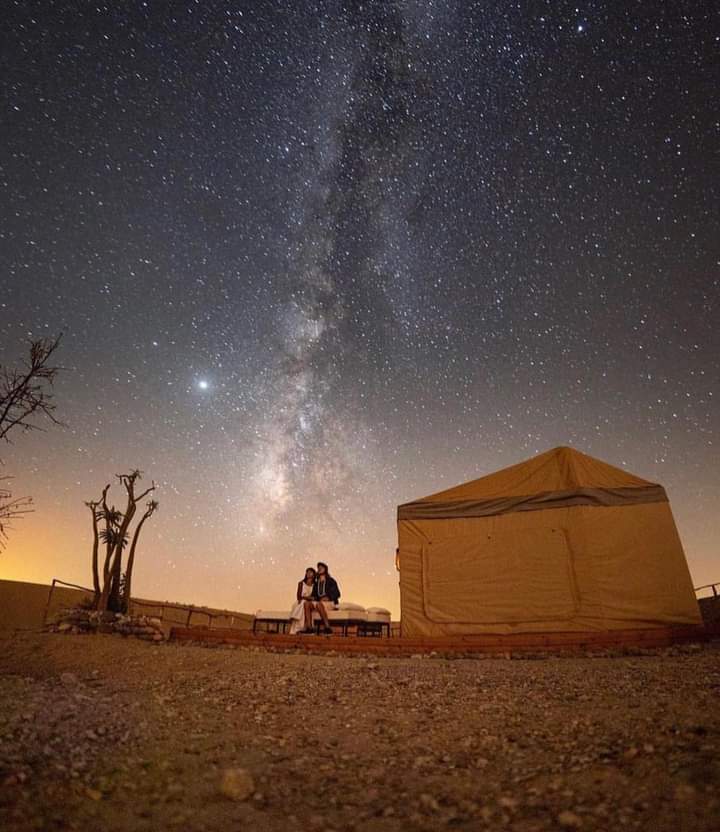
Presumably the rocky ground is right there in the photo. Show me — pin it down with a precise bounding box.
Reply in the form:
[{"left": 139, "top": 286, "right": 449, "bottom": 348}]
[{"left": 1, "top": 631, "right": 718, "bottom": 832}]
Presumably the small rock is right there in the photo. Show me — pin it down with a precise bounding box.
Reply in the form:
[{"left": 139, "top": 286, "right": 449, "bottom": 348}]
[
  {"left": 557, "top": 810, "right": 583, "bottom": 828},
  {"left": 674, "top": 784, "right": 697, "bottom": 802},
  {"left": 220, "top": 767, "right": 255, "bottom": 801},
  {"left": 86, "top": 788, "right": 103, "bottom": 801},
  {"left": 60, "top": 672, "right": 78, "bottom": 686},
  {"left": 419, "top": 794, "right": 440, "bottom": 812},
  {"left": 413, "top": 755, "right": 433, "bottom": 769}
]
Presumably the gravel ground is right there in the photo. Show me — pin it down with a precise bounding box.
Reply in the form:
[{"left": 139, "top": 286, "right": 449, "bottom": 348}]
[{"left": 1, "top": 631, "right": 718, "bottom": 832}]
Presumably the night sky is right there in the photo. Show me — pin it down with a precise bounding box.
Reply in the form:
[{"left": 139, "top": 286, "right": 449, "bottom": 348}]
[{"left": 1, "top": 1, "right": 718, "bottom": 615}]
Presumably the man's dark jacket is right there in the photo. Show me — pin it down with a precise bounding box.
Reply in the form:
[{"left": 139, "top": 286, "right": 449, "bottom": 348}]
[{"left": 312, "top": 575, "right": 341, "bottom": 604}]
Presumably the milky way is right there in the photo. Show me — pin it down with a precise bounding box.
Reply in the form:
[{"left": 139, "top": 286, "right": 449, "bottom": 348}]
[{"left": 1, "top": 1, "right": 718, "bottom": 613}]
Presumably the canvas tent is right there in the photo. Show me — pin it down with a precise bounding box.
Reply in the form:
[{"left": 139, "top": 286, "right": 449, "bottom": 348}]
[{"left": 397, "top": 446, "right": 701, "bottom": 637}]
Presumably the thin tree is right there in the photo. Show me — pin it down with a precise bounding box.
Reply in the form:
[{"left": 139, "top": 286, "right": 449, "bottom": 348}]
[
  {"left": 85, "top": 484, "right": 111, "bottom": 601},
  {"left": 99, "top": 488, "right": 123, "bottom": 591},
  {"left": 0, "top": 335, "right": 63, "bottom": 548},
  {"left": 121, "top": 498, "right": 159, "bottom": 611},
  {"left": 89, "top": 470, "right": 157, "bottom": 613}
]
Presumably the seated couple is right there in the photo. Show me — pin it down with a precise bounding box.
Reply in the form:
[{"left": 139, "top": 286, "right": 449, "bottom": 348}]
[{"left": 290, "top": 562, "right": 341, "bottom": 635}]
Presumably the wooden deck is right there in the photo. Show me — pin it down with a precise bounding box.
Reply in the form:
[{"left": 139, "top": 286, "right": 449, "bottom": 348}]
[{"left": 169, "top": 623, "right": 719, "bottom": 655}]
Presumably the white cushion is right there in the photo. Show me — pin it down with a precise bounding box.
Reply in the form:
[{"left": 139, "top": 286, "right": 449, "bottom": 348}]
[
  {"left": 255, "top": 611, "right": 290, "bottom": 620},
  {"left": 313, "top": 608, "right": 368, "bottom": 622},
  {"left": 366, "top": 607, "right": 391, "bottom": 614},
  {"left": 366, "top": 609, "right": 391, "bottom": 622},
  {"left": 335, "top": 601, "right": 366, "bottom": 612},
  {"left": 330, "top": 609, "right": 367, "bottom": 622}
]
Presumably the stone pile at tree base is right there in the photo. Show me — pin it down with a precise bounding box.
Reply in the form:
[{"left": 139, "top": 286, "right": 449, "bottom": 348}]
[{"left": 46, "top": 608, "right": 165, "bottom": 641}]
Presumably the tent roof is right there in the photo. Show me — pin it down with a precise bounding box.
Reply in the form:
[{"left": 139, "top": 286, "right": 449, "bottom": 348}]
[
  {"left": 398, "top": 447, "right": 664, "bottom": 520},
  {"left": 418, "top": 446, "right": 655, "bottom": 503}
]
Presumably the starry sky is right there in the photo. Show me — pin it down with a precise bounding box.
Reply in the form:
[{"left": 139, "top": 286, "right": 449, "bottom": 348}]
[{"left": 1, "top": 1, "right": 718, "bottom": 616}]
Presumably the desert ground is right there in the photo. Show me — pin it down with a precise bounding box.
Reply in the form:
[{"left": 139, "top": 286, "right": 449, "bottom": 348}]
[{"left": 1, "top": 631, "right": 718, "bottom": 832}]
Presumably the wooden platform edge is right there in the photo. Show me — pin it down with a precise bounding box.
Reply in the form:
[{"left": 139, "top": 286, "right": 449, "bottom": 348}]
[{"left": 168, "top": 623, "right": 720, "bottom": 655}]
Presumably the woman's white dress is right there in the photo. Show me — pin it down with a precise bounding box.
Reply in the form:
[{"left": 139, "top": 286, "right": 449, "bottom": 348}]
[{"left": 289, "top": 581, "right": 313, "bottom": 634}]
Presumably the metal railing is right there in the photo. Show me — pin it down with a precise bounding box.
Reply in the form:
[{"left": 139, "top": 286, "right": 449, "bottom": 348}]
[
  {"left": 42, "top": 578, "right": 95, "bottom": 626},
  {"left": 129, "top": 597, "right": 251, "bottom": 629},
  {"left": 694, "top": 582, "right": 719, "bottom": 599}
]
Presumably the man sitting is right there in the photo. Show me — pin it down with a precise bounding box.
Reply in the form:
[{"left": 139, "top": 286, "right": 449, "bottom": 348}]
[{"left": 313, "top": 561, "right": 341, "bottom": 614}]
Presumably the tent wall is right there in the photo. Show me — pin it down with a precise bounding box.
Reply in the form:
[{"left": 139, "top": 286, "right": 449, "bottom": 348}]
[{"left": 398, "top": 502, "right": 701, "bottom": 637}]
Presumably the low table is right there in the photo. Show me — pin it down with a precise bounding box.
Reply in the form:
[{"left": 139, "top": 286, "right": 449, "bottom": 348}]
[
  {"left": 357, "top": 620, "right": 391, "bottom": 638},
  {"left": 252, "top": 612, "right": 290, "bottom": 634}
]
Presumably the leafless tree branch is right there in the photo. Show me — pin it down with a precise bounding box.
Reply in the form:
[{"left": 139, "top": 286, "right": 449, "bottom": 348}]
[
  {"left": 0, "top": 335, "right": 64, "bottom": 550},
  {"left": 0, "top": 479, "right": 33, "bottom": 547},
  {"left": 0, "top": 334, "right": 65, "bottom": 443}
]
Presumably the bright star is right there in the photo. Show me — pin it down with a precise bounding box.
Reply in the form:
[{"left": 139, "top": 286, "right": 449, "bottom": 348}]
[{"left": 197, "top": 379, "right": 209, "bottom": 390}]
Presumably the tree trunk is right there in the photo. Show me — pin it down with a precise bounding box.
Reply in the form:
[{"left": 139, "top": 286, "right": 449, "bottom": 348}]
[
  {"left": 96, "top": 521, "right": 117, "bottom": 612},
  {"left": 101, "top": 537, "right": 113, "bottom": 587},
  {"left": 97, "top": 503, "right": 136, "bottom": 613},
  {"left": 109, "top": 552, "right": 123, "bottom": 612},
  {"left": 96, "top": 551, "right": 116, "bottom": 613},
  {"left": 122, "top": 511, "right": 150, "bottom": 612},
  {"left": 97, "top": 543, "right": 122, "bottom": 613},
  {"left": 89, "top": 506, "right": 100, "bottom": 599}
]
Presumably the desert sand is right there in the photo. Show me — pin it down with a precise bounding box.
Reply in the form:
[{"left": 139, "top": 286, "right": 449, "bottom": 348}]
[{"left": 1, "top": 630, "right": 718, "bottom": 832}]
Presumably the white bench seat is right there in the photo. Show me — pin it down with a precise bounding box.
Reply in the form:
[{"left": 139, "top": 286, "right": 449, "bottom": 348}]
[{"left": 253, "top": 602, "right": 391, "bottom": 636}]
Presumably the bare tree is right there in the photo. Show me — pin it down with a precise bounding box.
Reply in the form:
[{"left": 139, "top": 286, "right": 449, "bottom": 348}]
[
  {"left": 87, "top": 471, "right": 158, "bottom": 613},
  {"left": 0, "top": 335, "right": 63, "bottom": 548},
  {"left": 122, "top": 498, "right": 159, "bottom": 611},
  {"left": 0, "top": 335, "right": 63, "bottom": 442},
  {"left": 0, "top": 485, "right": 33, "bottom": 547},
  {"left": 99, "top": 487, "right": 123, "bottom": 591},
  {"left": 85, "top": 484, "right": 111, "bottom": 600}
]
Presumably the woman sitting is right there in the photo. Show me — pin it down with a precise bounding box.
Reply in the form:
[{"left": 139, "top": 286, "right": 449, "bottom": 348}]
[{"left": 289, "top": 568, "right": 315, "bottom": 635}]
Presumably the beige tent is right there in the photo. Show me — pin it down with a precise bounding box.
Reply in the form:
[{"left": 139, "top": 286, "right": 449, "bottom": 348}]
[{"left": 397, "top": 446, "right": 701, "bottom": 637}]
